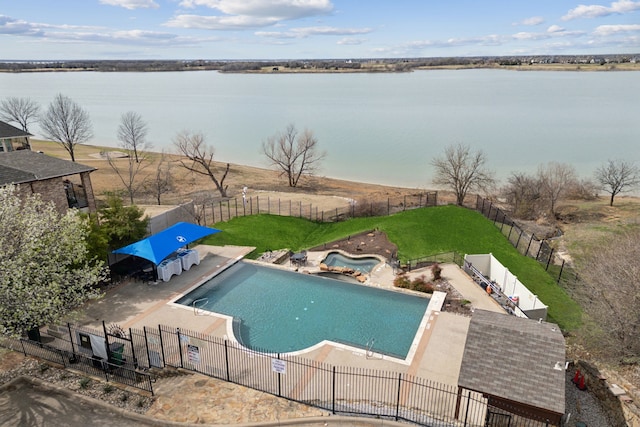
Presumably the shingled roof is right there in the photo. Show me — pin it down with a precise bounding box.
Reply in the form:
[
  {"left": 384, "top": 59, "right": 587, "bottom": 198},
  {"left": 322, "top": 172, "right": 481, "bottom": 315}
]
[
  {"left": 458, "top": 309, "right": 565, "bottom": 418},
  {"left": 0, "top": 120, "right": 32, "bottom": 138},
  {"left": 0, "top": 150, "right": 95, "bottom": 186}
]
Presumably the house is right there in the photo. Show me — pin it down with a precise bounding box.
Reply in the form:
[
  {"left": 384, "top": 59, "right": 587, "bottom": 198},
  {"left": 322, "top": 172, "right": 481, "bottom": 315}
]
[
  {"left": 457, "top": 309, "right": 565, "bottom": 425},
  {"left": 0, "top": 120, "right": 31, "bottom": 152},
  {"left": 0, "top": 120, "right": 97, "bottom": 213}
]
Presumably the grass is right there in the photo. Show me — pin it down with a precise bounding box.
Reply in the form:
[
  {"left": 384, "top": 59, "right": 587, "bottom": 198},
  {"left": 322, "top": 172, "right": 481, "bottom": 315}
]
[{"left": 203, "top": 205, "right": 582, "bottom": 331}]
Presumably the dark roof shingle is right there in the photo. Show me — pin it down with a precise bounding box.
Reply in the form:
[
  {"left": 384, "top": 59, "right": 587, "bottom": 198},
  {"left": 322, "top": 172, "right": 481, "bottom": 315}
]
[
  {"left": 0, "top": 120, "right": 32, "bottom": 138},
  {"left": 458, "top": 309, "right": 565, "bottom": 416},
  {"left": 0, "top": 150, "right": 95, "bottom": 186}
]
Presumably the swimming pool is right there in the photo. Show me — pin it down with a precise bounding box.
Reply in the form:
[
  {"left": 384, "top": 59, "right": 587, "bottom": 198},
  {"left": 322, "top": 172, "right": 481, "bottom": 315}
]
[
  {"left": 321, "top": 251, "right": 381, "bottom": 273},
  {"left": 176, "top": 261, "right": 429, "bottom": 358}
]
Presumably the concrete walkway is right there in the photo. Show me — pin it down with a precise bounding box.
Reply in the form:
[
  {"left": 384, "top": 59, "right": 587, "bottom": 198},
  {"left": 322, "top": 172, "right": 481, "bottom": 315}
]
[{"left": 66, "top": 245, "right": 510, "bottom": 425}]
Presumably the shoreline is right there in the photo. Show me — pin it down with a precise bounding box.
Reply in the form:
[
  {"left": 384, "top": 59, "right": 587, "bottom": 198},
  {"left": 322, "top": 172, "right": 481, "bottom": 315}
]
[{"left": 3, "top": 63, "right": 640, "bottom": 74}]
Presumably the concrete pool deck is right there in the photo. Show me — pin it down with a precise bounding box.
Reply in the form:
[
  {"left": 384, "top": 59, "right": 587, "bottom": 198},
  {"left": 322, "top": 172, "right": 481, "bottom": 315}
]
[{"left": 73, "top": 244, "right": 507, "bottom": 423}]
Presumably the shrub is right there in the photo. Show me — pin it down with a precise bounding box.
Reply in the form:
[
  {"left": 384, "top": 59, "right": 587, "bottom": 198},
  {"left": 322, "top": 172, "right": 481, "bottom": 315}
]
[
  {"left": 79, "top": 378, "right": 91, "bottom": 389},
  {"left": 120, "top": 393, "right": 129, "bottom": 402},
  {"left": 431, "top": 263, "right": 442, "bottom": 280},
  {"left": 393, "top": 273, "right": 411, "bottom": 288},
  {"left": 103, "top": 384, "right": 115, "bottom": 394}
]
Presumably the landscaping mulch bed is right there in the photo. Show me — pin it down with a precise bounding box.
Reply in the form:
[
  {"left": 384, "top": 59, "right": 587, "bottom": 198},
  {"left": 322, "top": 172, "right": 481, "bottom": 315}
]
[{"left": 309, "top": 229, "right": 398, "bottom": 260}]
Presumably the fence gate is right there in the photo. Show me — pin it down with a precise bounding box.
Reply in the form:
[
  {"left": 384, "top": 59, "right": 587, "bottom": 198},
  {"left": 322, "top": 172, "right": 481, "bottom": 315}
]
[{"left": 486, "top": 410, "right": 512, "bottom": 427}]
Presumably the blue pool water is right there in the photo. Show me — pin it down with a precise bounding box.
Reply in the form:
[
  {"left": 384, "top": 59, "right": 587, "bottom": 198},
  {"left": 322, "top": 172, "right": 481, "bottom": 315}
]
[
  {"left": 322, "top": 252, "right": 381, "bottom": 273},
  {"left": 176, "top": 262, "right": 429, "bottom": 358}
]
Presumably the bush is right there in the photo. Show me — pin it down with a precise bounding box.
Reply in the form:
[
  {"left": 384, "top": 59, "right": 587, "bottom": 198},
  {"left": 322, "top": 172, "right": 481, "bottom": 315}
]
[
  {"left": 431, "top": 263, "right": 442, "bottom": 280},
  {"left": 79, "top": 378, "right": 91, "bottom": 389},
  {"left": 393, "top": 273, "right": 411, "bottom": 288},
  {"left": 103, "top": 384, "right": 115, "bottom": 394},
  {"left": 394, "top": 274, "right": 433, "bottom": 293}
]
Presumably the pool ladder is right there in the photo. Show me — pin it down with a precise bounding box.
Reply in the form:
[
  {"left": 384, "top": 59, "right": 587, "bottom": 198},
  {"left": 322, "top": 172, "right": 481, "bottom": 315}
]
[
  {"left": 192, "top": 298, "right": 209, "bottom": 316},
  {"left": 365, "top": 338, "right": 382, "bottom": 359}
]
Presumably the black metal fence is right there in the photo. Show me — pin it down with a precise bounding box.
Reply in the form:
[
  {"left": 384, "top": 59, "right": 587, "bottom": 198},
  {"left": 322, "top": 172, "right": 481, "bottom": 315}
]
[
  {"left": 196, "top": 192, "right": 438, "bottom": 225},
  {"left": 3, "top": 321, "right": 557, "bottom": 426},
  {"left": 474, "top": 196, "right": 579, "bottom": 288},
  {"left": 1, "top": 333, "right": 154, "bottom": 395},
  {"left": 402, "top": 251, "right": 464, "bottom": 271}
]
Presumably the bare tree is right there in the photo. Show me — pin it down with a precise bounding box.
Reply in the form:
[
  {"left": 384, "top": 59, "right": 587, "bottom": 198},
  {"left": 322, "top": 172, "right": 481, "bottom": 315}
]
[
  {"left": 262, "top": 124, "right": 326, "bottom": 188},
  {"left": 173, "top": 130, "right": 229, "bottom": 198},
  {"left": 117, "top": 111, "right": 152, "bottom": 163},
  {"left": 536, "top": 162, "right": 577, "bottom": 217},
  {"left": 105, "top": 112, "right": 153, "bottom": 204},
  {"left": 431, "top": 143, "right": 495, "bottom": 206},
  {"left": 594, "top": 159, "right": 640, "bottom": 206},
  {"left": 502, "top": 172, "right": 540, "bottom": 219},
  {"left": 146, "top": 150, "right": 174, "bottom": 205},
  {"left": 0, "top": 97, "right": 40, "bottom": 133},
  {"left": 40, "top": 94, "right": 93, "bottom": 162},
  {"left": 574, "top": 228, "right": 640, "bottom": 360}
]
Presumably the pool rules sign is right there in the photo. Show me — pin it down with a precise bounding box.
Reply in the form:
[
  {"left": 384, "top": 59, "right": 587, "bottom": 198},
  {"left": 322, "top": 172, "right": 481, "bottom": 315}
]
[{"left": 271, "top": 358, "right": 286, "bottom": 374}]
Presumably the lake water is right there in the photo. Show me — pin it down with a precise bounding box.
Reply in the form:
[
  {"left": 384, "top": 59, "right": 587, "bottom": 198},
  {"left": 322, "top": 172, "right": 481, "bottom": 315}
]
[{"left": 1, "top": 69, "right": 638, "bottom": 189}]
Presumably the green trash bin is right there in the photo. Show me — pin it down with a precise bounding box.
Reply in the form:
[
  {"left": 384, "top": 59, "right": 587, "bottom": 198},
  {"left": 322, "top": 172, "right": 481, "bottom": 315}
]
[
  {"left": 109, "top": 343, "right": 125, "bottom": 366},
  {"left": 27, "top": 327, "right": 41, "bottom": 343}
]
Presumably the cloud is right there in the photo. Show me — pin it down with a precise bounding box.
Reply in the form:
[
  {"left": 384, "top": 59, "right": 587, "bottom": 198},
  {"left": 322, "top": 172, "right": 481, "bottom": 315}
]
[
  {"left": 0, "top": 15, "right": 45, "bottom": 36},
  {"left": 99, "top": 0, "right": 159, "bottom": 9},
  {"left": 255, "top": 26, "right": 372, "bottom": 39},
  {"left": 512, "top": 26, "right": 584, "bottom": 40},
  {"left": 0, "top": 14, "right": 203, "bottom": 47},
  {"left": 177, "top": 0, "right": 333, "bottom": 21},
  {"left": 562, "top": 0, "right": 640, "bottom": 20},
  {"left": 593, "top": 23, "right": 640, "bottom": 35},
  {"left": 337, "top": 37, "right": 366, "bottom": 45},
  {"left": 166, "top": 14, "right": 279, "bottom": 29},
  {"left": 519, "top": 16, "right": 545, "bottom": 26}
]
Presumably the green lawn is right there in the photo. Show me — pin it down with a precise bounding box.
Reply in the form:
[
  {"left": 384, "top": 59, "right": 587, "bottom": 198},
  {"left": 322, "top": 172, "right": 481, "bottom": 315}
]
[{"left": 202, "top": 205, "right": 582, "bottom": 331}]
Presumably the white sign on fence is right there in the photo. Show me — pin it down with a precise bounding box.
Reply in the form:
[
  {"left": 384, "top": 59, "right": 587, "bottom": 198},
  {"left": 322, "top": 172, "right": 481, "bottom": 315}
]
[
  {"left": 271, "top": 358, "right": 286, "bottom": 374},
  {"left": 187, "top": 344, "right": 200, "bottom": 364}
]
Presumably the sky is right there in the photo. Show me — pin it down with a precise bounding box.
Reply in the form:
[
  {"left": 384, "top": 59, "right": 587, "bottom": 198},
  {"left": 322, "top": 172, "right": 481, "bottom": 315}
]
[{"left": 1, "top": 0, "right": 639, "bottom": 60}]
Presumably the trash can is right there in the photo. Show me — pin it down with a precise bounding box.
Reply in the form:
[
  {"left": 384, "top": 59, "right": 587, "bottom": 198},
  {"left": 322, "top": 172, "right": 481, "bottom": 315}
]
[{"left": 27, "top": 327, "right": 41, "bottom": 343}]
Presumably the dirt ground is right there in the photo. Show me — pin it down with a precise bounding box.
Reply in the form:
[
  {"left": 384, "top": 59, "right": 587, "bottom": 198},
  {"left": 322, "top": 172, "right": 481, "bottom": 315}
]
[{"left": 31, "top": 140, "right": 428, "bottom": 210}]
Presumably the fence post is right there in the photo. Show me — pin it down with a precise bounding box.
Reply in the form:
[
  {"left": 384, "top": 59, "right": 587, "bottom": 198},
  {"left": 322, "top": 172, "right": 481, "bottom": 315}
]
[
  {"left": 332, "top": 366, "right": 336, "bottom": 414},
  {"left": 546, "top": 248, "right": 554, "bottom": 270},
  {"left": 143, "top": 326, "right": 152, "bottom": 368},
  {"left": 176, "top": 328, "right": 184, "bottom": 368},
  {"left": 224, "top": 340, "right": 230, "bottom": 381},
  {"left": 277, "top": 353, "right": 282, "bottom": 397},
  {"left": 128, "top": 327, "right": 138, "bottom": 368},
  {"left": 19, "top": 339, "right": 26, "bottom": 356},
  {"left": 278, "top": 199, "right": 281, "bottom": 216},
  {"left": 268, "top": 196, "right": 270, "bottom": 214},
  {"left": 257, "top": 196, "right": 260, "bottom": 213},
  {"left": 102, "top": 321, "right": 110, "bottom": 362},
  {"left": 525, "top": 234, "right": 534, "bottom": 257},
  {"left": 299, "top": 201, "right": 302, "bottom": 218},
  {"left": 158, "top": 325, "right": 166, "bottom": 368},
  {"left": 235, "top": 198, "right": 238, "bottom": 218},
  {"left": 395, "top": 373, "right": 402, "bottom": 421},
  {"left": 535, "top": 240, "right": 543, "bottom": 261},
  {"left": 515, "top": 230, "right": 523, "bottom": 250},
  {"left": 210, "top": 202, "right": 214, "bottom": 224},
  {"left": 227, "top": 201, "right": 230, "bottom": 220},
  {"left": 463, "top": 391, "right": 471, "bottom": 426},
  {"left": 557, "top": 260, "right": 565, "bottom": 284},
  {"left": 67, "top": 323, "right": 76, "bottom": 360},
  {"left": 250, "top": 197, "right": 253, "bottom": 215}
]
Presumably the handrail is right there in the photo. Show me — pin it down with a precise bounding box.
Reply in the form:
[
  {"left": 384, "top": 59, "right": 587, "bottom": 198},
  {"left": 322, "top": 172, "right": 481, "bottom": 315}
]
[{"left": 192, "top": 298, "right": 209, "bottom": 315}]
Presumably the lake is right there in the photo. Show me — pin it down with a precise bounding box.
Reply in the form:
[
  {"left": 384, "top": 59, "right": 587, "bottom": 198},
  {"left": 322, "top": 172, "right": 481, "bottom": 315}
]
[{"left": 1, "top": 69, "right": 638, "bottom": 189}]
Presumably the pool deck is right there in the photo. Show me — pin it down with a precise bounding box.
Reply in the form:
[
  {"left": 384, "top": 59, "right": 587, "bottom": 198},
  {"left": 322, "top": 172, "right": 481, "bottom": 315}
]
[{"left": 72, "top": 244, "right": 507, "bottom": 424}]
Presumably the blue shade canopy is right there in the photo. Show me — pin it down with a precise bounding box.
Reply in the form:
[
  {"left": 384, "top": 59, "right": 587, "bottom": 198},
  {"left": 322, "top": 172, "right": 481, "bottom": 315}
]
[{"left": 112, "top": 222, "right": 221, "bottom": 265}]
